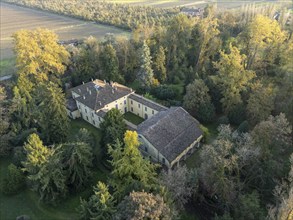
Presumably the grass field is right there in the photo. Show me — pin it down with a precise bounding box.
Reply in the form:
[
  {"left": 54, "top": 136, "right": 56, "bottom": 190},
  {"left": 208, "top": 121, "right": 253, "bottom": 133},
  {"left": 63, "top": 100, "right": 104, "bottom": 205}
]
[
  {"left": 124, "top": 112, "right": 145, "bottom": 125},
  {"left": 0, "top": 2, "right": 129, "bottom": 60},
  {"left": 0, "top": 58, "right": 15, "bottom": 77},
  {"left": 0, "top": 119, "right": 108, "bottom": 220}
]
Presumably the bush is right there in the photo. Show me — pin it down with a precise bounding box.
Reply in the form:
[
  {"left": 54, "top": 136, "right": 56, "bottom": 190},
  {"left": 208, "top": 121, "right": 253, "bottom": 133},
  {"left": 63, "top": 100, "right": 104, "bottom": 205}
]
[
  {"left": 217, "top": 116, "right": 229, "bottom": 125},
  {"left": 228, "top": 104, "right": 246, "bottom": 125},
  {"left": 199, "top": 125, "right": 210, "bottom": 143},
  {"left": 152, "top": 84, "right": 176, "bottom": 100},
  {"left": 1, "top": 164, "right": 25, "bottom": 195},
  {"left": 197, "top": 102, "right": 215, "bottom": 123},
  {"left": 237, "top": 121, "right": 250, "bottom": 133},
  {"left": 12, "top": 147, "right": 26, "bottom": 167}
]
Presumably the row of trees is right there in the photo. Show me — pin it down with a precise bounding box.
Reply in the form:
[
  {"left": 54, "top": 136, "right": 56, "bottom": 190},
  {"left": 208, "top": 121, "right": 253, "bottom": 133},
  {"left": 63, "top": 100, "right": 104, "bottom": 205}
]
[{"left": 4, "top": 0, "right": 179, "bottom": 30}]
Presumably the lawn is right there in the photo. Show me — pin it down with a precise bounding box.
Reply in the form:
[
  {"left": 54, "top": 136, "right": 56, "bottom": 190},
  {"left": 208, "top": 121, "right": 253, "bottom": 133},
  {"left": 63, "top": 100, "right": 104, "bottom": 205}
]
[
  {"left": 0, "top": 58, "right": 16, "bottom": 77},
  {"left": 0, "top": 119, "right": 109, "bottom": 220},
  {"left": 124, "top": 112, "right": 145, "bottom": 125}
]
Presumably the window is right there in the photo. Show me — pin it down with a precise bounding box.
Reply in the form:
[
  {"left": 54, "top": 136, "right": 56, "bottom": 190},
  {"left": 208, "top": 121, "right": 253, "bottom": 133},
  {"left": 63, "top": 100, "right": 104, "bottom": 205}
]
[
  {"left": 145, "top": 114, "right": 148, "bottom": 119},
  {"left": 78, "top": 105, "right": 80, "bottom": 109},
  {"left": 124, "top": 107, "right": 127, "bottom": 113},
  {"left": 131, "top": 100, "right": 133, "bottom": 105},
  {"left": 99, "top": 117, "right": 101, "bottom": 122},
  {"left": 92, "top": 113, "right": 94, "bottom": 117},
  {"left": 93, "top": 120, "right": 95, "bottom": 125},
  {"left": 86, "top": 116, "right": 89, "bottom": 121},
  {"left": 145, "top": 146, "right": 148, "bottom": 152},
  {"left": 124, "top": 100, "right": 127, "bottom": 105},
  {"left": 152, "top": 110, "right": 154, "bottom": 114},
  {"left": 115, "top": 104, "right": 118, "bottom": 109},
  {"left": 162, "top": 158, "right": 165, "bottom": 164},
  {"left": 138, "top": 104, "right": 140, "bottom": 108},
  {"left": 85, "top": 109, "right": 87, "bottom": 113},
  {"left": 131, "top": 107, "right": 133, "bottom": 112},
  {"left": 145, "top": 107, "right": 147, "bottom": 111}
]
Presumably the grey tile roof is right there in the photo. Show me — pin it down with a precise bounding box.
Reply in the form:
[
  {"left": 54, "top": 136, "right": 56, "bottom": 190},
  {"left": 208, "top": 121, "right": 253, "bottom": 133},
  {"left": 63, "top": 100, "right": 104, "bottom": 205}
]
[
  {"left": 66, "top": 97, "right": 78, "bottom": 111},
  {"left": 138, "top": 107, "right": 203, "bottom": 162},
  {"left": 129, "top": 94, "right": 168, "bottom": 112},
  {"left": 71, "top": 80, "right": 133, "bottom": 111},
  {"left": 96, "top": 109, "right": 107, "bottom": 118}
]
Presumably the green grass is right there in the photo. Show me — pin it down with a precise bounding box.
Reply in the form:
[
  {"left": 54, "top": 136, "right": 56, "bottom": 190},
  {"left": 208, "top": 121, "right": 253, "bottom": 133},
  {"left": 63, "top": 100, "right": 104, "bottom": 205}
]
[
  {"left": 0, "top": 119, "right": 109, "bottom": 220},
  {"left": 123, "top": 112, "right": 145, "bottom": 125},
  {"left": 0, "top": 58, "right": 16, "bottom": 77}
]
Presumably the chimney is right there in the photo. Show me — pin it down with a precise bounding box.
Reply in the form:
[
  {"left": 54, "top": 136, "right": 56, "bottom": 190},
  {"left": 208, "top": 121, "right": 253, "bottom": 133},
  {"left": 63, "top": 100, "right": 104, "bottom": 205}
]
[
  {"left": 112, "top": 89, "right": 114, "bottom": 94},
  {"left": 83, "top": 95, "right": 85, "bottom": 100},
  {"left": 104, "top": 79, "right": 106, "bottom": 84},
  {"left": 91, "top": 78, "right": 93, "bottom": 81},
  {"left": 89, "top": 90, "right": 91, "bottom": 95},
  {"left": 78, "top": 88, "right": 81, "bottom": 93},
  {"left": 82, "top": 82, "right": 84, "bottom": 84},
  {"left": 99, "top": 101, "right": 102, "bottom": 106}
]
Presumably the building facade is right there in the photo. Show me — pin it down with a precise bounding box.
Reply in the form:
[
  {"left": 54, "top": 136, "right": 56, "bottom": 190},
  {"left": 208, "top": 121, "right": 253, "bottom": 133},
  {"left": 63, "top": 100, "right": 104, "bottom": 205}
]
[{"left": 66, "top": 79, "right": 203, "bottom": 168}]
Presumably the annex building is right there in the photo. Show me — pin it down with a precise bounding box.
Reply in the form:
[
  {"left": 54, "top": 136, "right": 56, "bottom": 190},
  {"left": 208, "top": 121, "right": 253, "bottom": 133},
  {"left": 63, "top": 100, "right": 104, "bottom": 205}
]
[{"left": 66, "top": 79, "right": 203, "bottom": 168}]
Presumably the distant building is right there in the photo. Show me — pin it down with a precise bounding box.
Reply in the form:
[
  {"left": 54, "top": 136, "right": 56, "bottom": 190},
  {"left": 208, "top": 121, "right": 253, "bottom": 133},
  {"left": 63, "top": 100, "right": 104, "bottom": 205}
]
[
  {"left": 180, "top": 7, "right": 203, "bottom": 17},
  {"left": 66, "top": 79, "right": 203, "bottom": 168}
]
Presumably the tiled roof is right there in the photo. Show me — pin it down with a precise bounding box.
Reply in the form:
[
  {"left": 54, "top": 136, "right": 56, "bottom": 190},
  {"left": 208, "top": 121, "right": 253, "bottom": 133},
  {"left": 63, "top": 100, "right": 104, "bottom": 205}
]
[
  {"left": 71, "top": 80, "right": 133, "bottom": 111},
  {"left": 129, "top": 94, "right": 168, "bottom": 112},
  {"left": 138, "top": 107, "right": 203, "bottom": 162}
]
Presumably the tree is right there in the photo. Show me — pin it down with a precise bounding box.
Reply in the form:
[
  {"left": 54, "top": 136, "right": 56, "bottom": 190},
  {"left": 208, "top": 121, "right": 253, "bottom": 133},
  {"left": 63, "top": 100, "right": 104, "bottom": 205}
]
[
  {"left": 114, "top": 191, "right": 173, "bottom": 220},
  {"left": 99, "top": 43, "right": 122, "bottom": 82},
  {"left": 74, "top": 128, "right": 94, "bottom": 148},
  {"left": 153, "top": 46, "right": 167, "bottom": 83},
  {"left": 13, "top": 28, "right": 69, "bottom": 83},
  {"left": 100, "top": 108, "right": 127, "bottom": 148},
  {"left": 57, "top": 142, "right": 93, "bottom": 190},
  {"left": 108, "top": 131, "right": 158, "bottom": 200},
  {"left": 79, "top": 182, "right": 116, "bottom": 220},
  {"left": 159, "top": 165, "right": 197, "bottom": 210},
  {"left": 1, "top": 164, "right": 25, "bottom": 195},
  {"left": 37, "top": 82, "right": 69, "bottom": 144},
  {"left": 269, "top": 154, "right": 293, "bottom": 220},
  {"left": 22, "top": 133, "right": 52, "bottom": 175},
  {"left": 241, "top": 15, "right": 286, "bottom": 71},
  {"left": 183, "top": 79, "right": 215, "bottom": 123},
  {"left": 137, "top": 41, "right": 157, "bottom": 88},
  {"left": 32, "top": 152, "right": 68, "bottom": 203},
  {"left": 0, "top": 86, "right": 12, "bottom": 156},
  {"left": 247, "top": 82, "right": 276, "bottom": 125},
  {"left": 212, "top": 44, "right": 255, "bottom": 113}
]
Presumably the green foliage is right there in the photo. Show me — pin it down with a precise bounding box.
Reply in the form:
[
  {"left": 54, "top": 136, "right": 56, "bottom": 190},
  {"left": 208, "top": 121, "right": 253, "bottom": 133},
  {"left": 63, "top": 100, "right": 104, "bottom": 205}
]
[
  {"left": 137, "top": 41, "right": 157, "bottom": 88},
  {"left": 1, "top": 164, "right": 25, "bottom": 195},
  {"left": 74, "top": 128, "right": 95, "bottom": 148},
  {"left": 78, "top": 182, "right": 116, "bottom": 220},
  {"left": 37, "top": 83, "right": 69, "bottom": 144},
  {"left": 199, "top": 124, "right": 210, "bottom": 143},
  {"left": 115, "top": 191, "right": 173, "bottom": 220},
  {"left": 108, "top": 131, "right": 158, "bottom": 200},
  {"left": 100, "top": 108, "right": 127, "bottom": 148},
  {"left": 212, "top": 45, "right": 255, "bottom": 113},
  {"left": 57, "top": 142, "right": 93, "bottom": 190},
  {"left": 234, "top": 191, "right": 265, "bottom": 220},
  {"left": 237, "top": 120, "right": 249, "bottom": 133},
  {"left": 227, "top": 104, "right": 246, "bottom": 125},
  {"left": 153, "top": 46, "right": 167, "bottom": 83},
  {"left": 183, "top": 79, "right": 215, "bottom": 123},
  {"left": 5, "top": 0, "right": 179, "bottom": 30},
  {"left": 12, "top": 28, "right": 69, "bottom": 83},
  {"left": 217, "top": 116, "right": 229, "bottom": 125},
  {"left": 99, "top": 43, "right": 123, "bottom": 83},
  {"left": 247, "top": 82, "right": 276, "bottom": 125}
]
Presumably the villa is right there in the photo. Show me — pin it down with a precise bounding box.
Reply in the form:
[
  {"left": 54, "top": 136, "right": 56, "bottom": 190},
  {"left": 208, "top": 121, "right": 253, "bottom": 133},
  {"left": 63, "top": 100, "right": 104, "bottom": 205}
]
[{"left": 66, "top": 79, "right": 203, "bottom": 168}]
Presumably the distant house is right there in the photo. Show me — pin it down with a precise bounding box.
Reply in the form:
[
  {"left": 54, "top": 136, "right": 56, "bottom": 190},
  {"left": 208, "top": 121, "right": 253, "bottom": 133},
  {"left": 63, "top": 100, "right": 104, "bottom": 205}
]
[
  {"left": 66, "top": 79, "right": 203, "bottom": 168},
  {"left": 180, "top": 7, "right": 203, "bottom": 17}
]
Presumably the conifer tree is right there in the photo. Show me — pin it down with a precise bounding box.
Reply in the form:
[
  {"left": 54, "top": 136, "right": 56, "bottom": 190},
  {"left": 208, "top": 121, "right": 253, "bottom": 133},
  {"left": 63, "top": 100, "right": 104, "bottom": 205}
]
[
  {"left": 108, "top": 131, "right": 158, "bottom": 200},
  {"left": 137, "top": 41, "right": 157, "bottom": 88}
]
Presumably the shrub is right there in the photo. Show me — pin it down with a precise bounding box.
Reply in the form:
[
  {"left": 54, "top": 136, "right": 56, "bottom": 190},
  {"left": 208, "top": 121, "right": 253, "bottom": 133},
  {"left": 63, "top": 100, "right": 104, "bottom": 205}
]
[
  {"left": 199, "top": 125, "right": 210, "bottom": 143},
  {"left": 228, "top": 104, "right": 246, "bottom": 125},
  {"left": 237, "top": 121, "right": 250, "bottom": 133},
  {"left": 1, "top": 164, "right": 25, "bottom": 195},
  {"left": 217, "top": 116, "right": 229, "bottom": 125}
]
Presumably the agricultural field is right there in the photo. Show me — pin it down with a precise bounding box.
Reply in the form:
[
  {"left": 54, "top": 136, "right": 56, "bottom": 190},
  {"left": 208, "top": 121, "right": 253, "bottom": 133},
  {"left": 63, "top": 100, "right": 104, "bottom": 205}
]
[
  {"left": 104, "top": 0, "right": 290, "bottom": 9},
  {"left": 0, "top": 2, "right": 129, "bottom": 61}
]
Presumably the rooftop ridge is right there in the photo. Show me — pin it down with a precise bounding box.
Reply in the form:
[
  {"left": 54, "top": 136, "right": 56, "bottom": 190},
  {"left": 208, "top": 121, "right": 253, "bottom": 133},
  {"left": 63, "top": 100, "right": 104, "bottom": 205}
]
[{"left": 130, "top": 93, "right": 168, "bottom": 110}]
